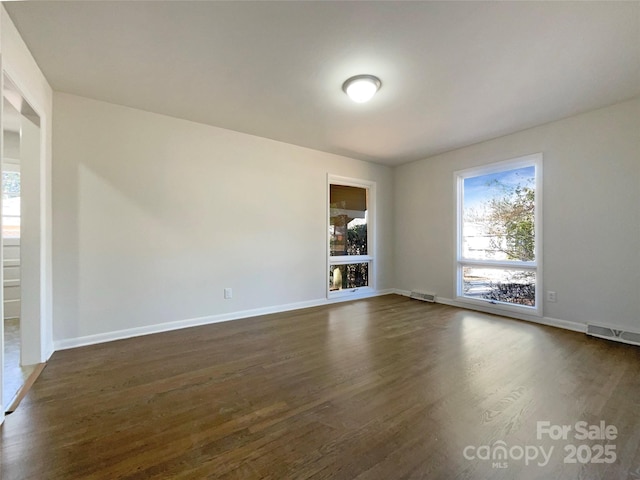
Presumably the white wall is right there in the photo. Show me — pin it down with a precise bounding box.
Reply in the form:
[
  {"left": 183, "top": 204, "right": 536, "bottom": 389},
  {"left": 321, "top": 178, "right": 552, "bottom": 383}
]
[
  {"left": 19, "top": 115, "right": 42, "bottom": 364},
  {"left": 3, "top": 130, "right": 20, "bottom": 158},
  {"left": 395, "top": 97, "right": 640, "bottom": 331},
  {"left": 52, "top": 92, "right": 394, "bottom": 346}
]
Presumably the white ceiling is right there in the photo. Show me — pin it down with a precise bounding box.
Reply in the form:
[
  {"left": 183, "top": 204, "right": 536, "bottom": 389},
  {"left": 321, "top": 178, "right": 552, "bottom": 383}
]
[{"left": 4, "top": 1, "right": 640, "bottom": 166}]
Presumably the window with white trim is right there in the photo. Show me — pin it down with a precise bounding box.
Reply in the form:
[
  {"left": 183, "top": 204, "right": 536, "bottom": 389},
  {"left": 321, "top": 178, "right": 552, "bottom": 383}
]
[
  {"left": 328, "top": 176, "right": 375, "bottom": 298},
  {"left": 455, "top": 154, "right": 542, "bottom": 316}
]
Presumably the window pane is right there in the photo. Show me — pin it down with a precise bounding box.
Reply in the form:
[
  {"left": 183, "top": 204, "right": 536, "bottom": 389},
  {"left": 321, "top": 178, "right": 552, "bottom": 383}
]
[
  {"left": 462, "top": 166, "right": 535, "bottom": 261},
  {"left": 463, "top": 266, "right": 535, "bottom": 307},
  {"left": 329, "top": 185, "right": 367, "bottom": 256},
  {"left": 329, "top": 263, "right": 369, "bottom": 291},
  {"left": 2, "top": 171, "right": 20, "bottom": 238},
  {"left": 2, "top": 216, "right": 20, "bottom": 238}
]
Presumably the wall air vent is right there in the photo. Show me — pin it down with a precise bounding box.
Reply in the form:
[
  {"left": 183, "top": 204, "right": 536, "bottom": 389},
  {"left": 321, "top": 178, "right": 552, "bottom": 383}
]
[
  {"left": 410, "top": 291, "right": 436, "bottom": 303},
  {"left": 586, "top": 324, "right": 640, "bottom": 347}
]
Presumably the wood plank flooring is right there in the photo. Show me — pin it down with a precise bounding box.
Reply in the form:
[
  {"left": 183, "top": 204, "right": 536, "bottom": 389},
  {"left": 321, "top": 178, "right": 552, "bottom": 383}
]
[
  {"left": 3, "top": 318, "right": 37, "bottom": 410},
  {"left": 1, "top": 294, "right": 639, "bottom": 479}
]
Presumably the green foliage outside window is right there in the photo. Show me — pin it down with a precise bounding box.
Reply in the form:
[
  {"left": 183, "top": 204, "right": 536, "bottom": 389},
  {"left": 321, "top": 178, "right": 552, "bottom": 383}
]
[{"left": 485, "top": 183, "right": 534, "bottom": 261}]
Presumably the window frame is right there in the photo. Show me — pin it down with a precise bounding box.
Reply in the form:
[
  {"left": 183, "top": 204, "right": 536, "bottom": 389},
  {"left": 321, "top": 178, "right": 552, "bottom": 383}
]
[
  {"left": 327, "top": 175, "right": 376, "bottom": 299},
  {"left": 454, "top": 153, "right": 543, "bottom": 317}
]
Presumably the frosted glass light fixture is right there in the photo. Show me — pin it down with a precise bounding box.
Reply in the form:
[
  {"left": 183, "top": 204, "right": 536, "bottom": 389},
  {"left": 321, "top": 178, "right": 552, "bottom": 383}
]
[{"left": 342, "top": 74, "right": 381, "bottom": 103}]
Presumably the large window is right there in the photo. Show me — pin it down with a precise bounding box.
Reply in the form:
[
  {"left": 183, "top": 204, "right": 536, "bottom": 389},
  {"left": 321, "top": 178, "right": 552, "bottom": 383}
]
[
  {"left": 328, "top": 176, "right": 375, "bottom": 297},
  {"left": 455, "top": 154, "right": 542, "bottom": 316}
]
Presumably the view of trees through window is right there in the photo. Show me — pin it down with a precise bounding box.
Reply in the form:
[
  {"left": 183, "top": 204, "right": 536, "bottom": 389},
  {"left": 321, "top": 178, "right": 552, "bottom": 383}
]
[
  {"left": 329, "top": 183, "right": 369, "bottom": 291},
  {"left": 461, "top": 164, "right": 536, "bottom": 306}
]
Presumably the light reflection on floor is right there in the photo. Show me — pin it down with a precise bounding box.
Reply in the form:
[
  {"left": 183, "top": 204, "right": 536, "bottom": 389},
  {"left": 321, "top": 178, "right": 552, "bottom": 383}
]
[
  {"left": 3, "top": 318, "right": 36, "bottom": 409},
  {"left": 326, "top": 305, "right": 373, "bottom": 360}
]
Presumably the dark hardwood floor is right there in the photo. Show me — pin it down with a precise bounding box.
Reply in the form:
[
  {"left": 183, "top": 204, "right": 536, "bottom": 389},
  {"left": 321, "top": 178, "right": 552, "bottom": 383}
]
[{"left": 2, "top": 294, "right": 639, "bottom": 479}]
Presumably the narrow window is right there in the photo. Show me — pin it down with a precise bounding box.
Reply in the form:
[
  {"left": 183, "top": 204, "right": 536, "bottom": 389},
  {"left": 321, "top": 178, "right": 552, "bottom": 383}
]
[
  {"left": 455, "top": 154, "right": 542, "bottom": 316},
  {"left": 328, "top": 176, "right": 375, "bottom": 297}
]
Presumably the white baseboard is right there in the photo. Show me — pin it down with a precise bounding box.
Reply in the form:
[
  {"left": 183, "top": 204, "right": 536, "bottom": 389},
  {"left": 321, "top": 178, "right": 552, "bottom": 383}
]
[
  {"left": 525, "top": 315, "right": 586, "bottom": 333},
  {"left": 394, "top": 289, "right": 412, "bottom": 297},
  {"left": 44, "top": 344, "right": 55, "bottom": 362},
  {"left": 52, "top": 287, "right": 590, "bottom": 352},
  {"left": 53, "top": 289, "right": 396, "bottom": 351},
  {"left": 393, "top": 289, "right": 586, "bottom": 333}
]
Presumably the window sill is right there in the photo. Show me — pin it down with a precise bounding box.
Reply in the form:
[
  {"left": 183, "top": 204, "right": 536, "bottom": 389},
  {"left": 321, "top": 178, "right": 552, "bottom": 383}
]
[
  {"left": 328, "top": 286, "right": 375, "bottom": 300},
  {"left": 456, "top": 295, "right": 542, "bottom": 318}
]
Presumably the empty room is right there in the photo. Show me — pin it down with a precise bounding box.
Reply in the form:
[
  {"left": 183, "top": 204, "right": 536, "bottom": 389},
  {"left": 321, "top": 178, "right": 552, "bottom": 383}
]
[{"left": 1, "top": 1, "right": 639, "bottom": 479}]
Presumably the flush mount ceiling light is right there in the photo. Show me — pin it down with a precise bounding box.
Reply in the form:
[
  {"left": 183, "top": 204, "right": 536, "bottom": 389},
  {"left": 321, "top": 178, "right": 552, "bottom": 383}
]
[{"left": 342, "top": 74, "right": 382, "bottom": 103}]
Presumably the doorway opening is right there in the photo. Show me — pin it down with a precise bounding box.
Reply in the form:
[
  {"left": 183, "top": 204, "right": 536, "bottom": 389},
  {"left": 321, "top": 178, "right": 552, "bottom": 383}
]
[{"left": 2, "top": 73, "right": 44, "bottom": 412}]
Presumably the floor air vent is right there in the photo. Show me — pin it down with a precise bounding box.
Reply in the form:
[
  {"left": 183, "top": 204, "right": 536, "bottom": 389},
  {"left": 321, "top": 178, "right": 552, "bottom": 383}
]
[
  {"left": 410, "top": 291, "right": 436, "bottom": 303},
  {"left": 586, "top": 324, "right": 640, "bottom": 347}
]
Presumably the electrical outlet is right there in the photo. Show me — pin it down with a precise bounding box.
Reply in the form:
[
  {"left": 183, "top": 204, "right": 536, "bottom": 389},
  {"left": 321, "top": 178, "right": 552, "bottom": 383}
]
[
  {"left": 224, "top": 288, "right": 232, "bottom": 299},
  {"left": 546, "top": 291, "right": 557, "bottom": 303}
]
